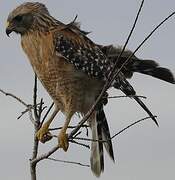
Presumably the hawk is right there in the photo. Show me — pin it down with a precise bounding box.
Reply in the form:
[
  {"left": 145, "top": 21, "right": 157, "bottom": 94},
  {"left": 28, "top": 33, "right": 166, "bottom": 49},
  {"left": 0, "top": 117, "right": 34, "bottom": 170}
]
[{"left": 6, "top": 2, "right": 175, "bottom": 177}]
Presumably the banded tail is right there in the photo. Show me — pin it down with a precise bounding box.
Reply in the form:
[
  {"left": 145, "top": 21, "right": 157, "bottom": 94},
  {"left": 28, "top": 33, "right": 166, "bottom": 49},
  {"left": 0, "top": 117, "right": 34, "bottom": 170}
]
[
  {"left": 100, "top": 45, "right": 175, "bottom": 84},
  {"left": 89, "top": 107, "right": 114, "bottom": 177}
]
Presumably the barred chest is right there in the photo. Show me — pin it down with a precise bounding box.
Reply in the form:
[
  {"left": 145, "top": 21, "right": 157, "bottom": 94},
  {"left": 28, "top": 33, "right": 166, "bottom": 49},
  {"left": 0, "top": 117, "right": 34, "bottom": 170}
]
[{"left": 21, "top": 32, "right": 103, "bottom": 114}]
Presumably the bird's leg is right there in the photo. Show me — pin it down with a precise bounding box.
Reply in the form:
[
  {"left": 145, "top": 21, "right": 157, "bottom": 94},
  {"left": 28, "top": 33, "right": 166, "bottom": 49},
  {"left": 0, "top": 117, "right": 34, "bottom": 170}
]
[
  {"left": 36, "top": 108, "right": 59, "bottom": 143},
  {"left": 58, "top": 112, "right": 73, "bottom": 151}
]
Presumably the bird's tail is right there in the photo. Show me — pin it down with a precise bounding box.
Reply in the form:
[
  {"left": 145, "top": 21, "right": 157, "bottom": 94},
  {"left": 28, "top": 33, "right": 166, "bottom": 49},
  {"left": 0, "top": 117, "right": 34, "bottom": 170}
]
[
  {"left": 100, "top": 45, "right": 175, "bottom": 84},
  {"left": 113, "top": 77, "right": 158, "bottom": 126},
  {"left": 131, "top": 59, "right": 175, "bottom": 84},
  {"left": 89, "top": 107, "right": 114, "bottom": 177}
]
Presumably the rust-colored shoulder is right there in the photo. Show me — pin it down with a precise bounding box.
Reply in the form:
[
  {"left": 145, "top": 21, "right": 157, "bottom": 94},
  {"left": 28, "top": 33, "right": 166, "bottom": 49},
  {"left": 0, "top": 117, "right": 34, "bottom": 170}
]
[{"left": 53, "top": 25, "right": 94, "bottom": 49}]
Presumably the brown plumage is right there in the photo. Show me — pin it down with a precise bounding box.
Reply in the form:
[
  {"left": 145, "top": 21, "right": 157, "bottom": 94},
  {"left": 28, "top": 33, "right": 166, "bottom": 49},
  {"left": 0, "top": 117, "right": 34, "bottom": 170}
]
[
  {"left": 6, "top": 2, "right": 174, "bottom": 177},
  {"left": 6, "top": 2, "right": 113, "bottom": 176}
]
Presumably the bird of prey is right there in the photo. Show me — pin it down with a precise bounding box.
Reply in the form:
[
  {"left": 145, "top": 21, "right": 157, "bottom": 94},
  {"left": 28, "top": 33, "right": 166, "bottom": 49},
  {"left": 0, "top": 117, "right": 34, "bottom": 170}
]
[{"left": 6, "top": 2, "right": 175, "bottom": 177}]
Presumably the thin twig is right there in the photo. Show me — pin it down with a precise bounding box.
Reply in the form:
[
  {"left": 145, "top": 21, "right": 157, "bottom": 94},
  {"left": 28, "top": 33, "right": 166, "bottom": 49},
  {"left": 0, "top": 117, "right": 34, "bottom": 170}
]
[
  {"left": 33, "top": 74, "right": 39, "bottom": 121},
  {"left": 73, "top": 131, "right": 82, "bottom": 138},
  {"left": 28, "top": 108, "right": 37, "bottom": 125},
  {"left": 0, "top": 88, "right": 28, "bottom": 107},
  {"left": 17, "top": 105, "right": 34, "bottom": 120},
  {"left": 31, "top": 145, "right": 59, "bottom": 164},
  {"left": 46, "top": 157, "right": 90, "bottom": 167},
  {"left": 0, "top": 88, "right": 36, "bottom": 125},
  {"left": 38, "top": 98, "right": 44, "bottom": 120},
  {"left": 50, "top": 135, "right": 90, "bottom": 149},
  {"left": 107, "top": 0, "right": 145, "bottom": 87},
  {"left": 108, "top": 95, "right": 147, "bottom": 99},
  {"left": 49, "top": 125, "right": 89, "bottom": 131},
  {"left": 69, "top": 139, "right": 90, "bottom": 149},
  {"left": 111, "top": 116, "right": 157, "bottom": 139},
  {"left": 17, "top": 103, "right": 45, "bottom": 120},
  {"left": 72, "top": 116, "right": 157, "bottom": 143},
  {"left": 41, "top": 102, "right": 54, "bottom": 126},
  {"left": 110, "top": 11, "right": 175, "bottom": 87}
]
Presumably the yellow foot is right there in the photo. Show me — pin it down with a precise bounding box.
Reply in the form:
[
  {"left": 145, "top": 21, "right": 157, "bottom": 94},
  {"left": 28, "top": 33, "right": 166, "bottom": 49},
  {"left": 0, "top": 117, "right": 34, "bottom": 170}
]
[
  {"left": 36, "top": 124, "right": 52, "bottom": 143},
  {"left": 58, "top": 131, "right": 69, "bottom": 151}
]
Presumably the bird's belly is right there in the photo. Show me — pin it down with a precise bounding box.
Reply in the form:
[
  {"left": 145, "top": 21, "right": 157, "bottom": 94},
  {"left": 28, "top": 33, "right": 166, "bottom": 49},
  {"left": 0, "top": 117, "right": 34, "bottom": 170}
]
[
  {"left": 39, "top": 70, "right": 103, "bottom": 115},
  {"left": 21, "top": 35, "right": 103, "bottom": 114}
]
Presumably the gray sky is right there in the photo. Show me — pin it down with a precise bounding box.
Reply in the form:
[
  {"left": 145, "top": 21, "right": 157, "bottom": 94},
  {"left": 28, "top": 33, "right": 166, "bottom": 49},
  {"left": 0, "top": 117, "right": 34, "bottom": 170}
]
[{"left": 0, "top": 1, "right": 175, "bottom": 180}]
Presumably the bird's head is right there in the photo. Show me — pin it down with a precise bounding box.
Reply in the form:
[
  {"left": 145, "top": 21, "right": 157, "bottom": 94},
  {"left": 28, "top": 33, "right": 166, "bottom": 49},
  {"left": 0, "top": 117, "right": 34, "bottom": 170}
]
[{"left": 6, "top": 2, "right": 51, "bottom": 36}]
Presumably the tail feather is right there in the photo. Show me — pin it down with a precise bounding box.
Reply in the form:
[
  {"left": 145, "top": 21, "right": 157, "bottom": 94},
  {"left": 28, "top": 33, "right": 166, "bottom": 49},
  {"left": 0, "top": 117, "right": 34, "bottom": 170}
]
[
  {"left": 90, "top": 107, "right": 114, "bottom": 177},
  {"left": 96, "top": 107, "right": 115, "bottom": 161},
  {"left": 100, "top": 45, "right": 175, "bottom": 84},
  {"left": 90, "top": 113, "right": 104, "bottom": 177},
  {"left": 96, "top": 115, "right": 104, "bottom": 172},
  {"left": 135, "top": 60, "right": 175, "bottom": 84},
  {"left": 132, "top": 59, "right": 175, "bottom": 84},
  {"left": 133, "top": 96, "right": 158, "bottom": 126},
  {"left": 113, "top": 78, "right": 158, "bottom": 126}
]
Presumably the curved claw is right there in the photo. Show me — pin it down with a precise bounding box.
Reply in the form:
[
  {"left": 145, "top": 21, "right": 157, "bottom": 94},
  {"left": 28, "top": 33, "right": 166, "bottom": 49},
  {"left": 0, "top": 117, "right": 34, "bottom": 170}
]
[{"left": 36, "top": 126, "right": 52, "bottom": 143}]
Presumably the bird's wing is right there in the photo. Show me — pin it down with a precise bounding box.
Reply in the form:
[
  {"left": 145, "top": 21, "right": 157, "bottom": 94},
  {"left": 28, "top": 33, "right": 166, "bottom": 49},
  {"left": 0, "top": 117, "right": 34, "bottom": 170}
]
[
  {"left": 53, "top": 28, "right": 158, "bottom": 126},
  {"left": 54, "top": 27, "right": 113, "bottom": 80}
]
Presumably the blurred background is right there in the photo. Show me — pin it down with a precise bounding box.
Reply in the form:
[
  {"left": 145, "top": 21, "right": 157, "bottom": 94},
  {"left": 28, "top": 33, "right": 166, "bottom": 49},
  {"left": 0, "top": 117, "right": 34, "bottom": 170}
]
[{"left": 0, "top": 1, "right": 175, "bottom": 180}]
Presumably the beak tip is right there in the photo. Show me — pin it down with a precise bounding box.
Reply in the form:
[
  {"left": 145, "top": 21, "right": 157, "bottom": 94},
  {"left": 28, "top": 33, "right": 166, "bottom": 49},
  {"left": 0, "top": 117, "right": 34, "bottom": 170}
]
[{"left": 6, "top": 29, "right": 12, "bottom": 37}]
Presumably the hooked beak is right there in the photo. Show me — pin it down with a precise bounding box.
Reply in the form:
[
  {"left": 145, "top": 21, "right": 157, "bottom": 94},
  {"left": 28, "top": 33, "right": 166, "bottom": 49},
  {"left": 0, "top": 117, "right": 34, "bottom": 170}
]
[{"left": 6, "top": 21, "right": 13, "bottom": 37}]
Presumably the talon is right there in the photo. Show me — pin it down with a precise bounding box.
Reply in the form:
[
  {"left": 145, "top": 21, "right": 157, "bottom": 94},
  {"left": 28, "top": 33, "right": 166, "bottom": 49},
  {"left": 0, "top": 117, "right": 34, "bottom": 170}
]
[
  {"left": 58, "top": 131, "right": 69, "bottom": 151},
  {"left": 36, "top": 125, "right": 52, "bottom": 143}
]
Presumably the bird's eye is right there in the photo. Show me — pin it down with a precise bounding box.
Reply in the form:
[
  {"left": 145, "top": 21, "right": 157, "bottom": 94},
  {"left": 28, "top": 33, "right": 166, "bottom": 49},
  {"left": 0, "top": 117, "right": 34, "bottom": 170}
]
[{"left": 14, "top": 15, "right": 23, "bottom": 22}]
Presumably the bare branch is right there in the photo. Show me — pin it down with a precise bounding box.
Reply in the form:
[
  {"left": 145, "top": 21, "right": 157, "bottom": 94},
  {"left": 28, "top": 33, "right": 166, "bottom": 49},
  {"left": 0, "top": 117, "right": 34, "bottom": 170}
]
[
  {"left": 17, "top": 106, "right": 33, "bottom": 120},
  {"left": 71, "top": 116, "right": 157, "bottom": 143},
  {"left": 38, "top": 98, "right": 44, "bottom": 120},
  {"left": 107, "top": 0, "right": 145, "bottom": 87},
  {"left": 72, "top": 131, "right": 82, "bottom": 138},
  {"left": 69, "top": 139, "right": 90, "bottom": 149},
  {"left": 30, "top": 162, "right": 37, "bottom": 180},
  {"left": 108, "top": 95, "right": 147, "bottom": 99},
  {"left": 0, "top": 88, "right": 28, "bottom": 107},
  {"left": 33, "top": 74, "right": 39, "bottom": 121},
  {"left": 111, "top": 116, "right": 157, "bottom": 139},
  {"left": 110, "top": 11, "right": 175, "bottom": 87},
  {"left": 46, "top": 157, "right": 90, "bottom": 168},
  {"left": 41, "top": 102, "right": 54, "bottom": 126},
  {"left": 31, "top": 145, "right": 59, "bottom": 164},
  {"left": 28, "top": 108, "right": 37, "bottom": 125},
  {"left": 49, "top": 125, "right": 89, "bottom": 131},
  {"left": 30, "top": 74, "right": 40, "bottom": 180},
  {"left": 0, "top": 88, "right": 36, "bottom": 125}
]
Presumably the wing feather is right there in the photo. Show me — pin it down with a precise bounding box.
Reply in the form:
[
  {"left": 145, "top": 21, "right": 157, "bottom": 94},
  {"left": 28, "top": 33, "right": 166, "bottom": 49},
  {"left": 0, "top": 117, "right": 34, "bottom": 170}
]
[{"left": 54, "top": 29, "right": 113, "bottom": 80}]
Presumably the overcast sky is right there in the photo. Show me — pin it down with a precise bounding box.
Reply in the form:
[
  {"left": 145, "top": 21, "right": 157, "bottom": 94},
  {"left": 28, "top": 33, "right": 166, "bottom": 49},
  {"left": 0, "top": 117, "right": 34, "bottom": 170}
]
[{"left": 0, "top": 1, "right": 175, "bottom": 180}]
